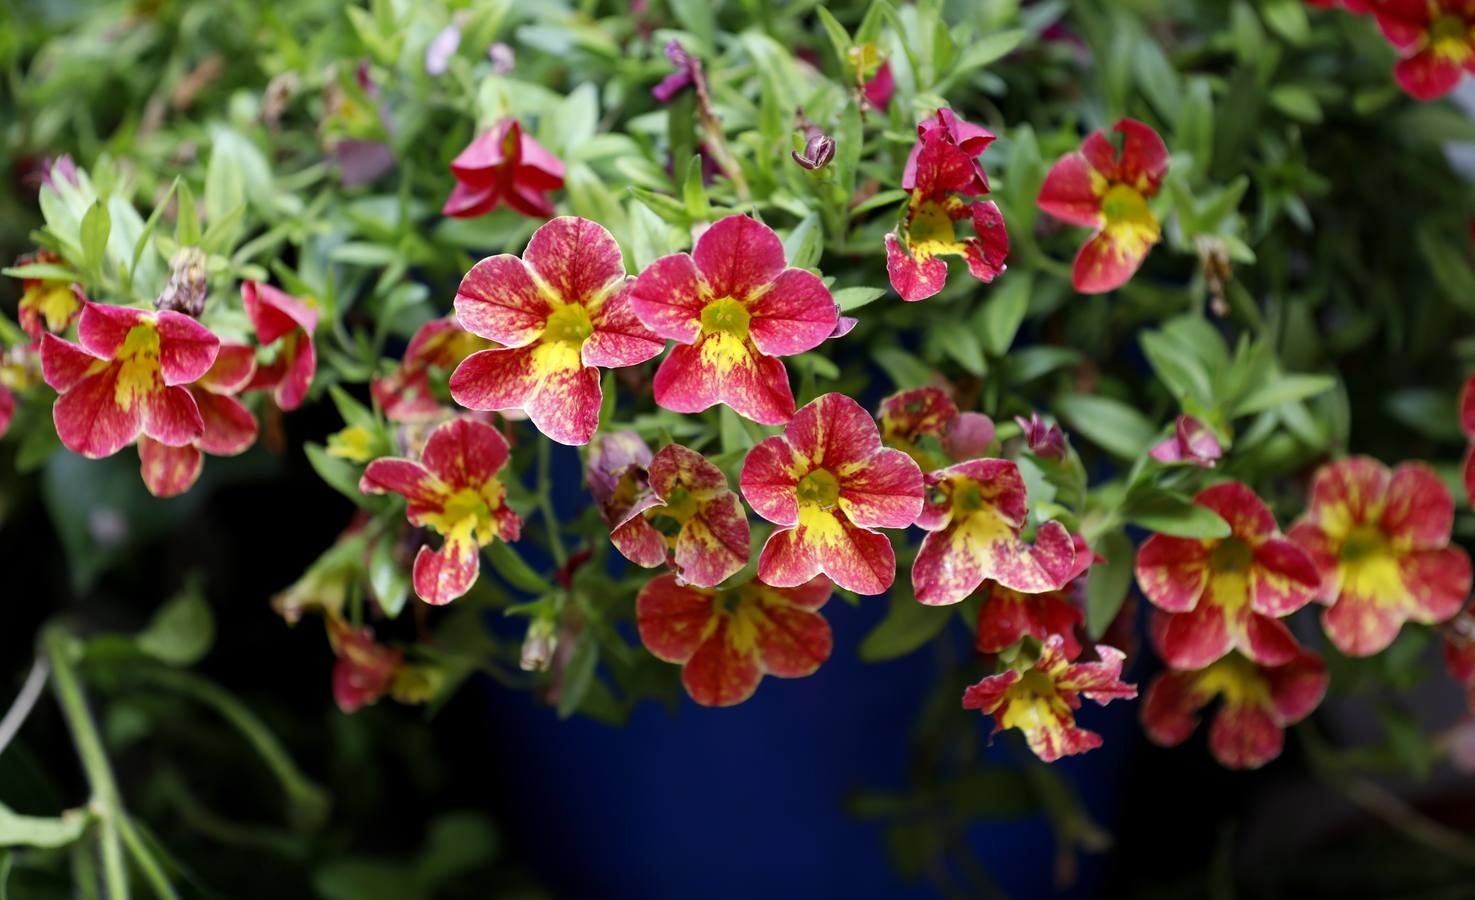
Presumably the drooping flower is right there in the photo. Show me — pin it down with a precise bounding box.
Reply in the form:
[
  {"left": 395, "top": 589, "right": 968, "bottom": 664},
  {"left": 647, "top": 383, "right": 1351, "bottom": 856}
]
[
  {"left": 372, "top": 317, "right": 495, "bottom": 422},
  {"left": 741, "top": 393, "right": 923, "bottom": 594},
  {"left": 603, "top": 443, "right": 750, "bottom": 588},
  {"left": 588, "top": 429, "right": 655, "bottom": 523},
  {"left": 1373, "top": 1, "right": 1475, "bottom": 100},
  {"left": 1459, "top": 372, "right": 1475, "bottom": 506},
  {"left": 137, "top": 343, "right": 259, "bottom": 497},
  {"left": 878, "top": 386, "right": 996, "bottom": 467},
  {"left": 791, "top": 132, "right": 836, "bottom": 171},
  {"left": 1141, "top": 649, "right": 1327, "bottom": 770},
  {"left": 327, "top": 615, "right": 404, "bottom": 713},
  {"left": 975, "top": 534, "right": 1095, "bottom": 659},
  {"left": 962, "top": 634, "right": 1136, "bottom": 763},
  {"left": 652, "top": 39, "right": 701, "bottom": 103},
  {"left": 1442, "top": 611, "right": 1475, "bottom": 713},
  {"left": 913, "top": 458, "right": 1077, "bottom": 606},
  {"left": 1015, "top": 412, "right": 1066, "bottom": 460},
  {"left": 1136, "top": 482, "right": 1320, "bottom": 669},
  {"left": 242, "top": 281, "right": 318, "bottom": 411},
  {"left": 449, "top": 217, "right": 665, "bottom": 446},
  {"left": 863, "top": 60, "right": 895, "bottom": 111},
  {"left": 15, "top": 251, "right": 81, "bottom": 339},
  {"left": 359, "top": 417, "right": 522, "bottom": 605},
  {"left": 1148, "top": 415, "right": 1222, "bottom": 467},
  {"left": 886, "top": 109, "right": 1008, "bottom": 302},
  {"left": 442, "top": 117, "right": 565, "bottom": 219},
  {"left": 41, "top": 302, "right": 220, "bottom": 459},
  {"left": 630, "top": 215, "right": 838, "bottom": 425},
  {"left": 1288, "top": 457, "right": 1472, "bottom": 656},
  {"left": 637, "top": 572, "right": 832, "bottom": 707},
  {"left": 1036, "top": 118, "right": 1169, "bottom": 294}
]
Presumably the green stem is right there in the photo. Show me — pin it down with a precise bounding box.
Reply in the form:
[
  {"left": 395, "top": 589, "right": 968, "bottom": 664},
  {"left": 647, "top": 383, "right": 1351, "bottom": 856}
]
[
  {"left": 43, "top": 626, "right": 129, "bottom": 900},
  {"left": 114, "top": 816, "right": 177, "bottom": 900},
  {"left": 536, "top": 438, "right": 568, "bottom": 566}
]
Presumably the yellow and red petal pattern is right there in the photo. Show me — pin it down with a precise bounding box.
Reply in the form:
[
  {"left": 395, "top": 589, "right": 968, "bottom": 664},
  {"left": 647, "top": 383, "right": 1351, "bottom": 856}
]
[
  {"left": 962, "top": 201, "right": 1009, "bottom": 284},
  {"left": 744, "top": 268, "right": 839, "bottom": 358},
  {"left": 40, "top": 333, "right": 102, "bottom": 393},
  {"left": 1036, "top": 152, "right": 1104, "bottom": 229},
  {"left": 523, "top": 216, "right": 629, "bottom": 309},
  {"left": 681, "top": 618, "right": 764, "bottom": 706},
  {"left": 748, "top": 579, "right": 833, "bottom": 677},
  {"left": 419, "top": 416, "right": 511, "bottom": 491},
  {"left": 878, "top": 386, "right": 960, "bottom": 448},
  {"left": 1196, "top": 481, "right": 1277, "bottom": 543},
  {"left": 77, "top": 303, "right": 220, "bottom": 386},
  {"left": 628, "top": 253, "right": 704, "bottom": 342},
  {"left": 884, "top": 231, "right": 950, "bottom": 302},
  {"left": 1208, "top": 701, "right": 1284, "bottom": 769},
  {"left": 1250, "top": 537, "right": 1322, "bottom": 617},
  {"left": 1135, "top": 534, "right": 1211, "bottom": 613},
  {"left": 838, "top": 446, "right": 925, "bottom": 530},
  {"left": 453, "top": 254, "right": 553, "bottom": 347},
  {"left": 450, "top": 344, "right": 604, "bottom": 446},
  {"left": 737, "top": 431, "right": 805, "bottom": 527},
  {"left": 193, "top": 390, "right": 257, "bottom": 456},
  {"left": 1300, "top": 455, "right": 1391, "bottom": 541},
  {"left": 1080, "top": 119, "right": 1170, "bottom": 196},
  {"left": 974, "top": 583, "right": 1086, "bottom": 659},
  {"left": 138, "top": 437, "right": 204, "bottom": 498},
  {"left": 50, "top": 362, "right": 148, "bottom": 458},
  {"left": 757, "top": 507, "right": 897, "bottom": 594},
  {"left": 690, "top": 215, "right": 787, "bottom": 301},
  {"left": 652, "top": 336, "right": 796, "bottom": 425},
  {"left": 672, "top": 491, "right": 750, "bottom": 587},
  {"left": 1374, "top": 0, "right": 1434, "bottom": 50},
  {"left": 242, "top": 281, "right": 318, "bottom": 345},
  {"left": 412, "top": 535, "right": 481, "bottom": 606},
  {"left": 611, "top": 515, "right": 669, "bottom": 568},
  {"left": 582, "top": 282, "right": 665, "bottom": 369},
  {"left": 636, "top": 574, "right": 717, "bottom": 663},
  {"left": 257, "top": 331, "right": 316, "bottom": 411},
  {"left": 1381, "top": 463, "right": 1454, "bottom": 550},
  {"left": 1071, "top": 226, "right": 1153, "bottom": 295},
  {"left": 196, "top": 343, "right": 257, "bottom": 394},
  {"left": 1395, "top": 50, "right": 1466, "bottom": 101},
  {"left": 359, "top": 458, "right": 445, "bottom": 521}
]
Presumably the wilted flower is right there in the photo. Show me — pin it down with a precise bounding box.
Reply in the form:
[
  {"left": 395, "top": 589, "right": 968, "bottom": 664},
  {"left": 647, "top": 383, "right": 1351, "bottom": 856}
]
[
  {"left": 242, "top": 281, "right": 318, "bottom": 411},
  {"left": 41, "top": 302, "right": 219, "bottom": 459},
  {"left": 449, "top": 217, "right": 664, "bottom": 446},
  {"left": 155, "top": 246, "right": 209, "bottom": 318},
  {"left": 963, "top": 635, "right": 1136, "bottom": 762},
  {"left": 1037, "top": 118, "right": 1168, "bottom": 294},
  {"left": 15, "top": 251, "right": 81, "bottom": 339},
  {"left": 137, "top": 344, "right": 258, "bottom": 497},
  {"left": 629, "top": 215, "right": 838, "bottom": 425},
  {"left": 1289, "top": 457, "right": 1472, "bottom": 656},
  {"left": 878, "top": 386, "right": 995, "bottom": 466},
  {"left": 792, "top": 132, "right": 836, "bottom": 170},
  {"left": 327, "top": 616, "right": 403, "bottom": 714},
  {"left": 652, "top": 40, "right": 700, "bottom": 103},
  {"left": 442, "top": 117, "right": 565, "bottom": 219},
  {"left": 1372, "top": 0, "right": 1475, "bottom": 100},
  {"left": 741, "top": 393, "right": 923, "bottom": 594},
  {"left": 1015, "top": 412, "right": 1066, "bottom": 460},
  {"left": 1148, "top": 415, "right": 1222, "bottom": 467},
  {"left": 637, "top": 572, "right": 833, "bottom": 707},
  {"left": 359, "top": 417, "right": 523, "bottom": 605},
  {"left": 1141, "top": 649, "right": 1327, "bottom": 770}
]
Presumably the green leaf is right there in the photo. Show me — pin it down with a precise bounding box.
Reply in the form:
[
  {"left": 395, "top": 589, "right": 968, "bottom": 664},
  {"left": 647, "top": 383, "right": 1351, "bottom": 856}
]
[
  {"left": 329, "top": 385, "right": 377, "bottom": 430},
  {"left": 859, "top": 590, "right": 952, "bottom": 662},
  {"left": 783, "top": 213, "right": 823, "bottom": 271},
  {"left": 1121, "top": 488, "right": 1231, "bottom": 538},
  {"left": 1053, "top": 394, "right": 1156, "bottom": 459},
  {"left": 815, "top": 7, "right": 854, "bottom": 70},
  {"left": 1140, "top": 329, "right": 1213, "bottom": 408},
  {"left": 669, "top": 0, "right": 716, "bottom": 48},
  {"left": 557, "top": 636, "right": 599, "bottom": 719},
  {"left": 1132, "top": 32, "right": 1181, "bottom": 121},
  {"left": 135, "top": 581, "right": 214, "bottom": 666},
  {"left": 175, "top": 179, "right": 200, "bottom": 246},
  {"left": 80, "top": 200, "right": 111, "bottom": 274},
  {"left": 1085, "top": 530, "right": 1134, "bottom": 639},
  {"left": 368, "top": 532, "right": 411, "bottom": 619},
  {"left": 950, "top": 28, "right": 1025, "bottom": 78},
  {"left": 314, "top": 860, "right": 424, "bottom": 900},
  {"left": 1, "top": 263, "right": 79, "bottom": 281},
  {"left": 0, "top": 803, "right": 88, "bottom": 849},
  {"left": 1268, "top": 84, "right": 1321, "bottom": 124},
  {"left": 485, "top": 541, "right": 551, "bottom": 594},
  {"left": 981, "top": 273, "right": 1030, "bottom": 356},
  {"left": 938, "top": 326, "right": 986, "bottom": 377},
  {"left": 681, "top": 154, "right": 710, "bottom": 221},
  {"left": 304, "top": 443, "right": 376, "bottom": 508},
  {"left": 1261, "top": 0, "right": 1310, "bottom": 45},
  {"left": 834, "top": 286, "right": 885, "bottom": 312},
  {"left": 1231, "top": 374, "right": 1336, "bottom": 416}
]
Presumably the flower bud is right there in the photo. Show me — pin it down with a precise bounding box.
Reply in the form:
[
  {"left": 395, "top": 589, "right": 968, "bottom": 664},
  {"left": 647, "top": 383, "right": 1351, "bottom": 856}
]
[
  {"left": 155, "top": 246, "right": 209, "bottom": 318},
  {"left": 791, "top": 133, "right": 835, "bottom": 170}
]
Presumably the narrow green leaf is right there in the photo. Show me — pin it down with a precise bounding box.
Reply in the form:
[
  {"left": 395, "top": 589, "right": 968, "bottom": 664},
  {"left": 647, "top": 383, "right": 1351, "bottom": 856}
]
[
  {"left": 859, "top": 590, "right": 952, "bottom": 662},
  {"left": 1085, "top": 531, "right": 1134, "bottom": 639},
  {"left": 1121, "top": 488, "right": 1231, "bottom": 538},
  {"left": 556, "top": 637, "right": 598, "bottom": 718},
  {"left": 80, "top": 200, "right": 111, "bottom": 273},
  {"left": 981, "top": 272, "right": 1030, "bottom": 356},
  {"left": 135, "top": 581, "right": 214, "bottom": 666},
  {"left": 834, "top": 286, "right": 885, "bottom": 311},
  {"left": 1053, "top": 394, "right": 1156, "bottom": 459},
  {"left": 0, "top": 803, "right": 88, "bottom": 850},
  {"left": 1231, "top": 374, "right": 1336, "bottom": 416},
  {"left": 485, "top": 540, "right": 551, "bottom": 594}
]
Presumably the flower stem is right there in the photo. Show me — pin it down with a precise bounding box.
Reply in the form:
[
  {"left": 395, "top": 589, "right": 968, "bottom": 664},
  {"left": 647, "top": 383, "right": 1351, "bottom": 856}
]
[
  {"left": 536, "top": 438, "right": 567, "bottom": 566},
  {"left": 0, "top": 655, "right": 49, "bottom": 757}
]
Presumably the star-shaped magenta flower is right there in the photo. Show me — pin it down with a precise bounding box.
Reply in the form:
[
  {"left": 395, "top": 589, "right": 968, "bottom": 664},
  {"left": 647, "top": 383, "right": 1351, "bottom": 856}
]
[
  {"left": 603, "top": 443, "right": 750, "bottom": 589},
  {"left": 629, "top": 215, "right": 838, "bottom": 425},
  {"left": 242, "top": 281, "right": 318, "bottom": 411},
  {"left": 740, "top": 393, "right": 923, "bottom": 595},
  {"left": 1036, "top": 118, "right": 1168, "bottom": 294},
  {"left": 974, "top": 534, "right": 1095, "bottom": 660},
  {"left": 449, "top": 216, "right": 665, "bottom": 446},
  {"left": 885, "top": 109, "right": 1008, "bottom": 302},
  {"left": 138, "top": 343, "right": 259, "bottom": 497},
  {"left": 372, "top": 317, "right": 495, "bottom": 422},
  {"left": 1141, "top": 648, "right": 1327, "bottom": 770},
  {"left": 637, "top": 572, "right": 832, "bottom": 707},
  {"left": 1288, "top": 456, "right": 1472, "bottom": 656},
  {"left": 962, "top": 634, "right": 1136, "bottom": 763},
  {"left": 359, "top": 417, "right": 523, "bottom": 605},
  {"left": 1374, "top": 0, "right": 1475, "bottom": 100},
  {"left": 912, "top": 458, "right": 1077, "bottom": 606},
  {"left": 442, "top": 117, "right": 565, "bottom": 219},
  {"left": 1148, "top": 415, "right": 1222, "bottom": 467},
  {"left": 41, "top": 302, "right": 220, "bottom": 459},
  {"left": 1135, "top": 482, "right": 1320, "bottom": 669}
]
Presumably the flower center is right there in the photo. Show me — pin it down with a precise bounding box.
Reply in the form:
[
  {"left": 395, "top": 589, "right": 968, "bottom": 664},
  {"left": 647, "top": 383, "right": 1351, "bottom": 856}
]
[
  {"left": 1100, "top": 184, "right": 1151, "bottom": 226},
  {"left": 439, "top": 486, "right": 493, "bottom": 534},
  {"left": 1209, "top": 536, "right": 1253, "bottom": 574},
  {"left": 699, "top": 297, "right": 751, "bottom": 340},
  {"left": 1194, "top": 653, "right": 1270, "bottom": 707},
  {"left": 647, "top": 485, "right": 702, "bottom": 541},
  {"left": 905, "top": 197, "right": 963, "bottom": 260},
  {"left": 1430, "top": 14, "right": 1472, "bottom": 60},
  {"left": 542, "top": 303, "right": 594, "bottom": 346},
  {"left": 999, "top": 669, "right": 1070, "bottom": 732},
  {"left": 1339, "top": 525, "right": 1387, "bottom": 563},
  {"left": 114, "top": 323, "right": 163, "bottom": 411},
  {"left": 795, "top": 468, "right": 840, "bottom": 509},
  {"left": 951, "top": 478, "right": 985, "bottom": 514}
]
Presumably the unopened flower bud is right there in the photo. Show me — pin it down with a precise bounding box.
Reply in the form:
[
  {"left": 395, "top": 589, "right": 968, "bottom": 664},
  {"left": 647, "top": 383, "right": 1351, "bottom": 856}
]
[
  {"left": 520, "top": 617, "right": 558, "bottom": 672},
  {"left": 792, "top": 133, "right": 836, "bottom": 170},
  {"left": 1015, "top": 412, "right": 1066, "bottom": 460},
  {"left": 155, "top": 246, "right": 209, "bottom": 317}
]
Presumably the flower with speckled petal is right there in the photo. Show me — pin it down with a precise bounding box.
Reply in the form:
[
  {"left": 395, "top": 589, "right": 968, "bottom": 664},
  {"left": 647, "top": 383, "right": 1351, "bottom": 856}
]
[
  {"left": 449, "top": 216, "right": 665, "bottom": 446},
  {"left": 242, "top": 281, "right": 318, "bottom": 411},
  {"left": 740, "top": 393, "right": 922, "bottom": 595},
  {"left": 1288, "top": 456, "right": 1472, "bottom": 656},
  {"left": 1136, "top": 482, "right": 1320, "bottom": 669},
  {"left": 442, "top": 117, "right": 565, "bottom": 219},
  {"left": 629, "top": 215, "right": 838, "bottom": 425},
  {"left": 15, "top": 251, "right": 81, "bottom": 339},
  {"left": 1141, "top": 648, "right": 1327, "bottom": 770},
  {"left": 359, "top": 417, "right": 522, "bottom": 605},
  {"left": 1037, "top": 118, "right": 1168, "bottom": 294},
  {"left": 41, "top": 302, "right": 220, "bottom": 459},
  {"left": 327, "top": 615, "right": 404, "bottom": 714},
  {"left": 975, "top": 534, "right": 1095, "bottom": 660},
  {"left": 1373, "top": 0, "right": 1475, "bottom": 100},
  {"left": 637, "top": 572, "right": 832, "bottom": 707},
  {"left": 372, "top": 317, "right": 496, "bottom": 422},
  {"left": 137, "top": 343, "right": 259, "bottom": 497},
  {"left": 604, "top": 443, "right": 749, "bottom": 588},
  {"left": 877, "top": 386, "right": 995, "bottom": 468},
  {"left": 885, "top": 109, "right": 1008, "bottom": 302},
  {"left": 913, "top": 458, "right": 1077, "bottom": 606},
  {"left": 962, "top": 634, "right": 1136, "bottom": 763}
]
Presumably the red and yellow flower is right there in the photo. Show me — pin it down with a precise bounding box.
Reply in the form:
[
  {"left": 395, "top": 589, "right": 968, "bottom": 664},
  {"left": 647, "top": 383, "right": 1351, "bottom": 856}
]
[
  {"left": 1148, "top": 415, "right": 1222, "bottom": 467},
  {"left": 962, "top": 634, "right": 1136, "bottom": 762},
  {"left": 449, "top": 216, "right": 665, "bottom": 446},
  {"left": 442, "top": 117, "right": 565, "bottom": 219},
  {"left": 242, "top": 281, "right": 318, "bottom": 411},
  {"left": 358, "top": 417, "right": 522, "bottom": 605},
  {"left": 912, "top": 458, "right": 1077, "bottom": 606},
  {"left": 629, "top": 215, "right": 838, "bottom": 425},
  {"left": 1373, "top": 0, "right": 1475, "bottom": 100},
  {"left": 1136, "top": 482, "right": 1320, "bottom": 669},
  {"left": 1036, "top": 118, "right": 1169, "bottom": 294},
  {"left": 637, "top": 572, "right": 832, "bottom": 707},
  {"left": 1141, "top": 648, "right": 1327, "bottom": 770},
  {"left": 975, "top": 534, "right": 1095, "bottom": 660},
  {"left": 1288, "top": 456, "right": 1473, "bottom": 656},
  {"left": 885, "top": 109, "right": 1009, "bottom": 302},
  {"left": 327, "top": 615, "right": 404, "bottom": 714},
  {"left": 0, "top": 344, "right": 41, "bottom": 440},
  {"left": 137, "top": 343, "right": 259, "bottom": 497},
  {"left": 740, "top": 392, "right": 923, "bottom": 595},
  {"left": 16, "top": 251, "right": 81, "bottom": 339},
  {"left": 877, "top": 386, "right": 996, "bottom": 467},
  {"left": 372, "top": 317, "right": 495, "bottom": 422},
  {"left": 41, "top": 302, "right": 220, "bottom": 459},
  {"left": 603, "top": 443, "right": 750, "bottom": 588}
]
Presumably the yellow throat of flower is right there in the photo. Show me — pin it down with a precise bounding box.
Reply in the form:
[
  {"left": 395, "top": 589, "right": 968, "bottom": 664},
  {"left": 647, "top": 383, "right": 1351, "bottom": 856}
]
[
  {"left": 796, "top": 468, "right": 841, "bottom": 509},
  {"left": 999, "top": 668, "right": 1071, "bottom": 733},
  {"left": 1099, "top": 183, "right": 1161, "bottom": 249},
  {"left": 542, "top": 303, "right": 595, "bottom": 346},
  {"left": 114, "top": 323, "right": 163, "bottom": 411},
  {"left": 1429, "top": 13, "right": 1474, "bottom": 63}
]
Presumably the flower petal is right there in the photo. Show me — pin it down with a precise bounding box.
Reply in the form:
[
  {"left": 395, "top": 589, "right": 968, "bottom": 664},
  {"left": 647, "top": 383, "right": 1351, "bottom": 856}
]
[
  {"left": 194, "top": 391, "right": 257, "bottom": 456},
  {"left": 1082, "top": 119, "right": 1169, "bottom": 195},
  {"left": 1265, "top": 650, "right": 1329, "bottom": 725},
  {"left": 359, "top": 458, "right": 444, "bottom": 516},
  {"left": 1196, "top": 481, "right": 1277, "bottom": 543},
  {"left": 273, "top": 333, "right": 316, "bottom": 411},
  {"left": 76, "top": 302, "right": 150, "bottom": 358},
  {"left": 760, "top": 510, "right": 897, "bottom": 595},
  {"left": 412, "top": 534, "right": 480, "bottom": 605},
  {"left": 740, "top": 434, "right": 804, "bottom": 526},
  {"left": 611, "top": 516, "right": 669, "bottom": 568},
  {"left": 885, "top": 231, "right": 949, "bottom": 302},
  {"left": 454, "top": 255, "right": 550, "bottom": 346},
  {"left": 41, "top": 333, "right": 103, "bottom": 392},
  {"left": 1242, "top": 613, "right": 1301, "bottom": 667},
  {"left": 837, "top": 446, "right": 923, "bottom": 530},
  {"left": 154, "top": 311, "right": 222, "bottom": 385},
  {"left": 1380, "top": 462, "right": 1454, "bottom": 551},
  {"left": 1036, "top": 152, "right": 1103, "bottom": 228},
  {"left": 583, "top": 282, "right": 666, "bottom": 368},
  {"left": 652, "top": 336, "right": 797, "bottom": 425},
  {"left": 242, "top": 282, "right": 317, "bottom": 344},
  {"left": 1071, "top": 228, "right": 1151, "bottom": 294},
  {"left": 636, "top": 574, "right": 715, "bottom": 663},
  {"left": 752, "top": 593, "right": 832, "bottom": 678},
  {"left": 142, "top": 384, "right": 204, "bottom": 448},
  {"left": 1151, "top": 604, "right": 1232, "bottom": 670},
  {"left": 1400, "top": 546, "right": 1473, "bottom": 625},
  {"left": 197, "top": 343, "right": 257, "bottom": 394},
  {"left": 681, "top": 622, "right": 763, "bottom": 707},
  {"left": 138, "top": 438, "right": 203, "bottom": 498},
  {"left": 1321, "top": 590, "right": 1408, "bottom": 657},
  {"left": 691, "top": 215, "right": 786, "bottom": 301},
  {"left": 449, "top": 346, "right": 538, "bottom": 413},
  {"left": 746, "top": 268, "right": 837, "bottom": 357},
  {"left": 962, "top": 200, "right": 1009, "bottom": 284},
  {"left": 1395, "top": 50, "right": 1464, "bottom": 101},
  {"left": 420, "top": 417, "right": 510, "bottom": 490},
  {"left": 522, "top": 352, "right": 604, "bottom": 446},
  {"left": 1140, "top": 670, "right": 1210, "bottom": 748},
  {"left": 1208, "top": 701, "right": 1284, "bottom": 770},
  {"left": 674, "top": 494, "right": 750, "bottom": 588},
  {"left": 1135, "top": 534, "right": 1211, "bottom": 613},
  {"left": 1249, "top": 537, "right": 1321, "bottom": 617},
  {"left": 523, "top": 216, "right": 627, "bottom": 306},
  {"left": 1303, "top": 456, "right": 1390, "bottom": 540},
  {"left": 629, "top": 253, "right": 704, "bottom": 343}
]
